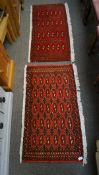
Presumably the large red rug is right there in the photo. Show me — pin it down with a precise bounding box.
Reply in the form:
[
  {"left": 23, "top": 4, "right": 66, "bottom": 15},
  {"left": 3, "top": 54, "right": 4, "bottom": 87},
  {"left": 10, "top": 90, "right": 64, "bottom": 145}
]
[
  {"left": 29, "top": 4, "right": 71, "bottom": 62},
  {"left": 21, "top": 64, "right": 84, "bottom": 162}
]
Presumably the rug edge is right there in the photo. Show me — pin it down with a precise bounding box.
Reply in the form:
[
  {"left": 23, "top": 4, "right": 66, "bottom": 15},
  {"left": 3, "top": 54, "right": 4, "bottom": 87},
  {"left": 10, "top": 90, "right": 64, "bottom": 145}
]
[
  {"left": 65, "top": 3, "right": 75, "bottom": 63},
  {"left": 73, "top": 63, "right": 87, "bottom": 165},
  {"left": 28, "top": 6, "right": 32, "bottom": 63},
  {"left": 20, "top": 65, "right": 27, "bottom": 163}
]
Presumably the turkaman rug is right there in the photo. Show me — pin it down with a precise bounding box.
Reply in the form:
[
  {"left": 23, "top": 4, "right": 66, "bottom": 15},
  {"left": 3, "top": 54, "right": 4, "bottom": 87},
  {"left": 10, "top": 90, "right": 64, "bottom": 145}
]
[
  {"left": 29, "top": 3, "right": 72, "bottom": 62},
  {"left": 20, "top": 64, "right": 86, "bottom": 163}
]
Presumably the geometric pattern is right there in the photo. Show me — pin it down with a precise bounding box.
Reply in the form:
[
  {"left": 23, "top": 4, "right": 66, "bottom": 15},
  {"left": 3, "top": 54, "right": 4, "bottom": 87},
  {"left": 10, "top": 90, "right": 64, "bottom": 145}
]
[
  {"left": 22, "top": 65, "right": 83, "bottom": 162},
  {"left": 30, "top": 4, "right": 70, "bottom": 62}
]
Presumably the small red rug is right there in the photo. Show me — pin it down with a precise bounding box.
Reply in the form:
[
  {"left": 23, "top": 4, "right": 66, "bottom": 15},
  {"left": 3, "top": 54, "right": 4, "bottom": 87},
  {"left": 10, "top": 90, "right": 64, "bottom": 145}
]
[
  {"left": 29, "top": 4, "right": 70, "bottom": 62},
  {"left": 21, "top": 64, "right": 84, "bottom": 162}
]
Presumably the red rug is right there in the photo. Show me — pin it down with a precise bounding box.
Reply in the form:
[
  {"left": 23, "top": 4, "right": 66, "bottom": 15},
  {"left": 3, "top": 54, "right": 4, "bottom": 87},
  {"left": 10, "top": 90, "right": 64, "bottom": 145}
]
[
  {"left": 29, "top": 4, "right": 70, "bottom": 62},
  {"left": 21, "top": 64, "right": 83, "bottom": 162}
]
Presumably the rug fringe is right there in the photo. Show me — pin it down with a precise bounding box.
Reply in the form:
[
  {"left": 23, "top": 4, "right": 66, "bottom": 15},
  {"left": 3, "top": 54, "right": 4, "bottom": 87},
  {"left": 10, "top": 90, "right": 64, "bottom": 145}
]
[
  {"left": 20, "top": 65, "right": 27, "bottom": 163},
  {"left": 28, "top": 6, "right": 32, "bottom": 63},
  {"left": 73, "top": 64, "right": 87, "bottom": 165},
  {"left": 65, "top": 3, "right": 75, "bottom": 62}
]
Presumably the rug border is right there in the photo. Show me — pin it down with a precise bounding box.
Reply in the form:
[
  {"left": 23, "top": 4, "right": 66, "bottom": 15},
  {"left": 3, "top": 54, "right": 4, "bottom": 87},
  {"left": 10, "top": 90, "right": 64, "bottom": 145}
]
[
  {"left": 20, "top": 65, "right": 27, "bottom": 163},
  {"left": 65, "top": 3, "right": 75, "bottom": 63},
  {"left": 28, "top": 6, "right": 32, "bottom": 63},
  {"left": 73, "top": 63, "right": 87, "bottom": 165}
]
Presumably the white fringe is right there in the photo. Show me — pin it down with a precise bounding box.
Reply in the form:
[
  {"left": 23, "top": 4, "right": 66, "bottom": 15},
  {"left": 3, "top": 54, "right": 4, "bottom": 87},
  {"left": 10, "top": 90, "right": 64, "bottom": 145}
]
[
  {"left": 28, "top": 6, "right": 32, "bottom": 63},
  {"left": 65, "top": 3, "right": 75, "bottom": 62},
  {"left": 20, "top": 65, "right": 27, "bottom": 163},
  {"left": 73, "top": 64, "right": 87, "bottom": 165}
]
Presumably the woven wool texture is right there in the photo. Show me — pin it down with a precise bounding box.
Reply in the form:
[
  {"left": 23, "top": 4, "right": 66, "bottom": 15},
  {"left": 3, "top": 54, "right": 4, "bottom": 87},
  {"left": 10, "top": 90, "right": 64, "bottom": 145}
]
[
  {"left": 30, "top": 4, "right": 70, "bottom": 62},
  {"left": 21, "top": 65, "right": 83, "bottom": 162}
]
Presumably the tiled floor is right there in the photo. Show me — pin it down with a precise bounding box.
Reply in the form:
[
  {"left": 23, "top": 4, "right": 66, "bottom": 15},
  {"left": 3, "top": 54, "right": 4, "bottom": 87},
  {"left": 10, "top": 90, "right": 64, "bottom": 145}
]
[{"left": 7, "top": 0, "right": 99, "bottom": 174}]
